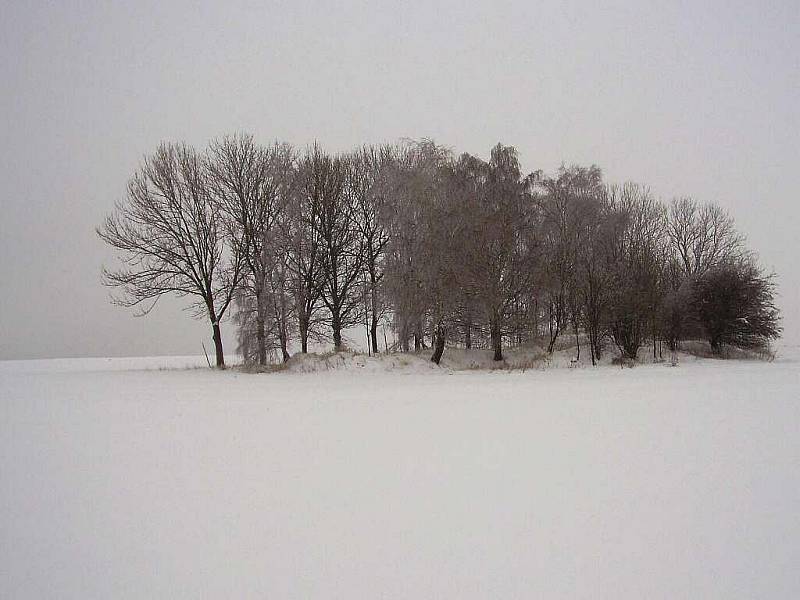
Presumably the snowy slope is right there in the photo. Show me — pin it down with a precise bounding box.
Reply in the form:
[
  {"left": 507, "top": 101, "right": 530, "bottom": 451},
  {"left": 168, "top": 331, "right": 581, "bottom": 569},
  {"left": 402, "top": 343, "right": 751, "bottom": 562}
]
[{"left": 1, "top": 347, "right": 799, "bottom": 598}]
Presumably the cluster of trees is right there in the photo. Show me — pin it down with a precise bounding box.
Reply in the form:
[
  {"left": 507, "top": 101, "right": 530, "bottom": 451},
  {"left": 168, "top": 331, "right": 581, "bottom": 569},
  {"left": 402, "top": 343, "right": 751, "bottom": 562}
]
[{"left": 98, "top": 134, "right": 781, "bottom": 368}]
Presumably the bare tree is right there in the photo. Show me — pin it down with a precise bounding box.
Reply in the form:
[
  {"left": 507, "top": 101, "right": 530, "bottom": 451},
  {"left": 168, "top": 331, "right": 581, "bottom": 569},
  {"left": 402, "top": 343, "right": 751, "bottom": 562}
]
[
  {"left": 447, "top": 153, "right": 487, "bottom": 353},
  {"left": 285, "top": 152, "right": 326, "bottom": 353},
  {"left": 263, "top": 235, "right": 294, "bottom": 362},
  {"left": 538, "top": 165, "right": 603, "bottom": 353},
  {"left": 207, "top": 134, "right": 293, "bottom": 366},
  {"left": 237, "top": 220, "right": 295, "bottom": 364},
  {"left": 604, "top": 183, "right": 666, "bottom": 360},
  {"left": 98, "top": 143, "right": 243, "bottom": 367},
  {"left": 661, "top": 198, "right": 746, "bottom": 350},
  {"left": 575, "top": 192, "right": 613, "bottom": 365},
  {"left": 666, "top": 198, "right": 744, "bottom": 276},
  {"left": 350, "top": 145, "right": 394, "bottom": 353},
  {"left": 299, "top": 145, "right": 364, "bottom": 350}
]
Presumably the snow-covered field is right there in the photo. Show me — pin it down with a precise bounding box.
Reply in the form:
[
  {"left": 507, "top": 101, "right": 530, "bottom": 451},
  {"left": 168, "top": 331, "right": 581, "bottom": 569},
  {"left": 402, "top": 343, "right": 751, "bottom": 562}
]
[{"left": 2, "top": 347, "right": 799, "bottom": 598}]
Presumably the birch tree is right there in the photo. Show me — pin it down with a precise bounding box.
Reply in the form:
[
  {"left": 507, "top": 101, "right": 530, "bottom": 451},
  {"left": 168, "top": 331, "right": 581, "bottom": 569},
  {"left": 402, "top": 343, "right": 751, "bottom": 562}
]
[{"left": 462, "top": 144, "right": 539, "bottom": 361}]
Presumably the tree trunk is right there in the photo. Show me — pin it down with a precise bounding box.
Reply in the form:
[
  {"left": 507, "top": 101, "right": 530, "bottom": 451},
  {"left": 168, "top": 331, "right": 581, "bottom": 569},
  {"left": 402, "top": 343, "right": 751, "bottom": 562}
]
[
  {"left": 255, "top": 315, "right": 267, "bottom": 366},
  {"left": 588, "top": 322, "right": 598, "bottom": 365},
  {"left": 547, "top": 301, "right": 560, "bottom": 354},
  {"left": 370, "top": 313, "right": 379, "bottom": 354},
  {"left": 280, "top": 335, "right": 290, "bottom": 362},
  {"left": 414, "top": 320, "right": 426, "bottom": 350},
  {"left": 368, "top": 265, "right": 380, "bottom": 353},
  {"left": 491, "top": 322, "right": 503, "bottom": 362},
  {"left": 212, "top": 321, "right": 225, "bottom": 368},
  {"left": 592, "top": 324, "right": 602, "bottom": 361},
  {"left": 280, "top": 299, "right": 291, "bottom": 362},
  {"left": 464, "top": 319, "right": 472, "bottom": 349},
  {"left": 254, "top": 281, "right": 267, "bottom": 366},
  {"left": 299, "top": 313, "right": 309, "bottom": 353},
  {"left": 430, "top": 324, "right": 445, "bottom": 364},
  {"left": 332, "top": 309, "right": 343, "bottom": 351},
  {"left": 278, "top": 315, "right": 290, "bottom": 363}
]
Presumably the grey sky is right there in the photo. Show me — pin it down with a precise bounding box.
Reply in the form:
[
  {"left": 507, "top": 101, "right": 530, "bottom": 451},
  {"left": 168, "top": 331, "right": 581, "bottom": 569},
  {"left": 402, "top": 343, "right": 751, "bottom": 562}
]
[{"left": 1, "top": 0, "right": 797, "bottom": 359}]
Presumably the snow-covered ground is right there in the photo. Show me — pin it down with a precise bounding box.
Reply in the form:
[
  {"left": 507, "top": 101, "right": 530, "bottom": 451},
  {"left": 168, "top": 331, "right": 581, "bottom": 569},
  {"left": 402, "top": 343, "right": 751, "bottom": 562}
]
[{"left": 2, "top": 346, "right": 799, "bottom": 598}]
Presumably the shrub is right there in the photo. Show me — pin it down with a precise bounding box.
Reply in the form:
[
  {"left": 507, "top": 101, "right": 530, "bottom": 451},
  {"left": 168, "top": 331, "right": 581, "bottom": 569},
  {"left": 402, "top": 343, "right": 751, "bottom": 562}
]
[{"left": 690, "top": 259, "right": 781, "bottom": 353}]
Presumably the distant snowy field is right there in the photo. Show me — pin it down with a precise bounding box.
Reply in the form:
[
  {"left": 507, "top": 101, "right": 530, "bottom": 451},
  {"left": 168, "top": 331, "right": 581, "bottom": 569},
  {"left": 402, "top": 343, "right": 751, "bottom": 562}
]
[{"left": 2, "top": 346, "right": 799, "bottom": 598}]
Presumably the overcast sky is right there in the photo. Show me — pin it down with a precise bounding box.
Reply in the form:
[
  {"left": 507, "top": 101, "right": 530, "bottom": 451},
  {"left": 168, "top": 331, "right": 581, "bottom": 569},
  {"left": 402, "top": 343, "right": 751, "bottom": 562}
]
[{"left": 1, "top": 0, "right": 797, "bottom": 359}]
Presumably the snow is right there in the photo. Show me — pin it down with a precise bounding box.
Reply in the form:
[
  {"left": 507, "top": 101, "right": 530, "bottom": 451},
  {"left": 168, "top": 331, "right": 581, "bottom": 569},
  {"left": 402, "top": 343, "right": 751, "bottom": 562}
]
[
  {"left": 2, "top": 346, "right": 799, "bottom": 598},
  {"left": 0, "top": 354, "right": 211, "bottom": 374}
]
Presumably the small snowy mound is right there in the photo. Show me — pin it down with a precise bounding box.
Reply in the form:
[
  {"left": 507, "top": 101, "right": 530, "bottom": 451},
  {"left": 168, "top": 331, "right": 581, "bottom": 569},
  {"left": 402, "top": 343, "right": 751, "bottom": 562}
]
[
  {"left": 264, "top": 339, "right": 785, "bottom": 375},
  {"left": 283, "top": 351, "right": 440, "bottom": 374}
]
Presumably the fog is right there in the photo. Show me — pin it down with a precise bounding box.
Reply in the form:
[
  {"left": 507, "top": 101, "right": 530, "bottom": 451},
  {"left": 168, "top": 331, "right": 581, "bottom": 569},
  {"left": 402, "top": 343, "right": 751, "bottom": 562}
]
[{"left": 1, "top": 0, "right": 797, "bottom": 359}]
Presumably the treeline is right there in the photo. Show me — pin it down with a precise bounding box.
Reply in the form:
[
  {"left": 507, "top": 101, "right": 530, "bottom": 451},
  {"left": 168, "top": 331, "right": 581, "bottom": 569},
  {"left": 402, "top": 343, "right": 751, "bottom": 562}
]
[{"left": 98, "top": 134, "right": 781, "bottom": 368}]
